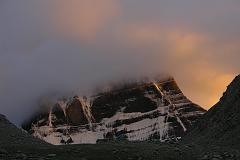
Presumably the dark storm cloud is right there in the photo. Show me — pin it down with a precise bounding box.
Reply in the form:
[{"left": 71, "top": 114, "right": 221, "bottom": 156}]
[{"left": 0, "top": 0, "right": 240, "bottom": 124}]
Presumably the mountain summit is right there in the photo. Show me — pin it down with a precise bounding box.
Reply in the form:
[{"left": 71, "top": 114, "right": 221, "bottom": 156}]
[{"left": 22, "top": 77, "right": 206, "bottom": 145}]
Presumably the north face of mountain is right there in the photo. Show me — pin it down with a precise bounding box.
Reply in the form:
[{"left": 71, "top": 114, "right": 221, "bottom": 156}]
[{"left": 22, "top": 77, "right": 206, "bottom": 145}]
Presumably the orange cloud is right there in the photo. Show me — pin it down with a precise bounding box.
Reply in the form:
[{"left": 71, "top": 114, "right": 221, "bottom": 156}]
[
  {"left": 115, "top": 24, "right": 237, "bottom": 109},
  {"left": 167, "top": 31, "right": 207, "bottom": 57},
  {"left": 117, "top": 25, "right": 207, "bottom": 54},
  {"left": 49, "top": 0, "right": 120, "bottom": 41},
  {"left": 175, "top": 66, "right": 235, "bottom": 110},
  {"left": 117, "top": 25, "right": 166, "bottom": 46}
]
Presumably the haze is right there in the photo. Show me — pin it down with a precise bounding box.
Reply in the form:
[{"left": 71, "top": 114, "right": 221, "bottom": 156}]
[{"left": 0, "top": 0, "right": 240, "bottom": 124}]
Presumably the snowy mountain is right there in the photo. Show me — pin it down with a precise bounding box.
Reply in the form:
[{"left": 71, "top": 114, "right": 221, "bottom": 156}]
[{"left": 22, "top": 77, "right": 206, "bottom": 145}]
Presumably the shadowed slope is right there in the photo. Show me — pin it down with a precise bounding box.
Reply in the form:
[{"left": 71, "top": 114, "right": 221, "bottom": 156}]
[
  {"left": 186, "top": 75, "right": 240, "bottom": 148},
  {"left": 0, "top": 114, "right": 47, "bottom": 147}
]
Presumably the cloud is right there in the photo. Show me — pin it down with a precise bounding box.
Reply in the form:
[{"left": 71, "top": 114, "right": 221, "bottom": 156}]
[
  {"left": 115, "top": 23, "right": 238, "bottom": 109},
  {"left": 0, "top": 0, "right": 240, "bottom": 124},
  {"left": 49, "top": 0, "right": 120, "bottom": 40},
  {"left": 0, "top": 0, "right": 121, "bottom": 124},
  {"left": 0, "top": 0, "right": 120, "bottom": 53}
]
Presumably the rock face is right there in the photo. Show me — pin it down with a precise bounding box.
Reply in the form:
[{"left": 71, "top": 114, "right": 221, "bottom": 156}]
[
  {"left": 186, "top": 75, "right": 240, "bottom": 148},
  {"left": 65, "top": 97, "right": 88, "bottom": 125},
  {"left": 22, "top": 77, "right": 206, "bottom": 145}
]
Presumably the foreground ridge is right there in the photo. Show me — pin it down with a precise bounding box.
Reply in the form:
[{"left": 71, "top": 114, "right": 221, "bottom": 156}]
[{"left": 186, "top": 75, "right": 240, "bottom": 148}]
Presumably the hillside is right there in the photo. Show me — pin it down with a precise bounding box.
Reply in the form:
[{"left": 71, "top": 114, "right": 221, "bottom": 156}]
[{"left": 186, "top": 75, "right": 240, "bottom": 148}]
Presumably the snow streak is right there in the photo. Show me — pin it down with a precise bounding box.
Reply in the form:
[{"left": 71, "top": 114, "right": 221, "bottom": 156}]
[
  {"left": 153, "top": 82, "right": 187, "bottom": 132},
  {"left": 77, "top": 97, "right": 95, "bottom": 125}
]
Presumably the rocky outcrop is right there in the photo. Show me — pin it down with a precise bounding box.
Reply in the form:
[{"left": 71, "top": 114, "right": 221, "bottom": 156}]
[
  {"left": 65, "top": 97, "right": 88, "bottom": 125},
  {"left": 22, "top": 77, "right": 206, "bottom": 145},
  {"left": 50, "top": 103, "right": 67, "bottom": 126}
]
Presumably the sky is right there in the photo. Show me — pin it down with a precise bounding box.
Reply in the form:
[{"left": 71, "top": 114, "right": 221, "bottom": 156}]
[{"left": 0, "top": 0, "right": 240, "bottom": 124}]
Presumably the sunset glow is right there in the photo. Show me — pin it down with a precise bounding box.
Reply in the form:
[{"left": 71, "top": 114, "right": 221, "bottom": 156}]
[{"left": 0, "top": 0, "right": 240, "bottom": 124}]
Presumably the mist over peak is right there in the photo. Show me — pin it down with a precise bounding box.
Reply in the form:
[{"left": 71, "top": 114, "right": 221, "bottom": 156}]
[{"left": 1, "top": 0, "right": 240, "bottom": 125}]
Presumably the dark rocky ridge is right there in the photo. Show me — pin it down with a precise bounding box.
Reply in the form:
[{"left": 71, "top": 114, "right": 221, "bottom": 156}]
[
  {"left": 0, "top": 114, "right": 47, "bottom": 147},
  {"left": 186, "top": 75, "right": 240, "bottom": 148}
]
